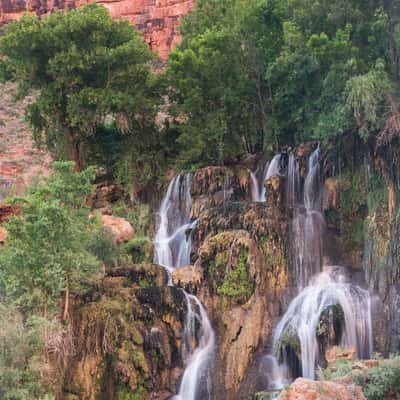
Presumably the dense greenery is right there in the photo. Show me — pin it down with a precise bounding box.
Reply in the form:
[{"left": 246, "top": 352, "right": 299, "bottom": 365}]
[
  {"left": 320, "top": 356, "right": 400, "bottom": 400},
  {"left": 1, "top": 0, "right": 398, "bottom": 173},
  {"left": 0, "top": 304, "right": 54, "bottom": 400},
  {"left": 167, "top": 0, "right": 400, "bottom": 168},
  {"left": 0, "top": 4, "right": 163, "bottom": 189},
  {"left": 0, "top": 162, "right": 104, "bottom": 318}
]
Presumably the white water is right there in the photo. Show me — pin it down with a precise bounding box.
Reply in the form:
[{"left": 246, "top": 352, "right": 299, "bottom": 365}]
[
  {"left": 286, "top": 153, "right": 300, "bottom": 208},
  {"left": 154, "top": 174, "right": 215, "bottom": 400},
  {"left": 249, "top": 155, "right": 281, "bottom": 202},
  {"left": 260, "top": 155, "right": 281, "bottom": 202},
  {"left": 173, "top": 292, "right": 215, "bottom": 400},
  {"left": 273, "top": 267, "right": 372, "bottom": 379},
  {"left": 154, "top": 174, "right": 195, "bottom": 282},
  {"left": 269, "top": 146, "right": 373, "bottom": 385},
  {"left": 249, "top": 170, "right": 261, "bottom": 202},
  {"left": 291, "top": 146, "right": 323, "bottom": 289}
]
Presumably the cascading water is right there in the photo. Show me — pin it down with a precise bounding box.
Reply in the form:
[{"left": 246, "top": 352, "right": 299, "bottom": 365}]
[
  {"left": 270, "top": 146, "right": 373, "bottom": 384},
  {"left": 273, "top": 266, "right": 372, "bottom": 379},
  {"left": 286, "top": 153, "right": 300, "bottom": 208},
  {"left": 154, "top": 174, "right": 215, "bottom": 400},
  {"left": 154, "top": 174, "right": 195, "bottom": 281},
  {"left": 249, "top": 154, "right": 281, "bottom": 202},
  {"left": 249, "top": 169, "right": 261, "bottom": 202},
  {"left": 260, "top": 154, "right": 281, "bottom": 202},
  {"left": 290, "top": 146, "right": 324, "bottom": 289}
]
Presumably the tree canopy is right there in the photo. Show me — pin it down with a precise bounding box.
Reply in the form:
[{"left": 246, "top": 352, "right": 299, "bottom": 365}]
[
  {"left": 166, "top": 0, "right": 400, "bottom": 168},
  {"left": 0, "top": 162, "right": 104, "bottom": 318},
  {"left": 0, "top": 3, "right": 162, "bottom": 176}
]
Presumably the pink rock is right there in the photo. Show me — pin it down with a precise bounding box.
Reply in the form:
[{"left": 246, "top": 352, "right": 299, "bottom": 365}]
[
  {"left": 101, "top": 214, "right": 135, "bottom": 244},
  {"left": 0, "top": 0, "right": 195, "bottom": 60},
  {"left": 0, "top": 226, "right": 7, "bottom": 242},
  {"left": 277, "top": 378, "right": 366, "bottom": 400}
]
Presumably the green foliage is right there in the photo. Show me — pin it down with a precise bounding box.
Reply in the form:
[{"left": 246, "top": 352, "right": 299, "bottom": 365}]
[
  {"left": 168, "top": 0, "right": 399, "bottom": 168},
  {"left": 0, "top": 4, "right": 163, "bottom": 189},
  {"left": 123, "top": 236, "right": 153, "bottom": 264},
  {"left": 117, "top": 384, "right": 147, "bottom": 400},
  {"left": 345, "top": 60, "right": 392, "bottom": 139},
  {"left": 320, "top": 356, "right": 400, "bottom": 400},
  {"left": 217, "top": 247, "right": 254, "bottom": 302},
  {"left": 0, "top": 303, "right": 55, "bottom": 399},
  {"left": 356, "top": 356, "right": 400, "bottom": 400},
  {"left": 0, "top": 162, "right": 104, "bottom": 315}
]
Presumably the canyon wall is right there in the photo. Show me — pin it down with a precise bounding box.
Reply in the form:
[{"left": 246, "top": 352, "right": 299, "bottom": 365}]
[{"left": 0, "top": 0, "right": 194, "bottom": 59}]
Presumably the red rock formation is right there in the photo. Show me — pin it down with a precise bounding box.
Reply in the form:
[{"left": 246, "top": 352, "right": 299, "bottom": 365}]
[
  {"left": 0, "top": 0, "right": 194, "bottom": 59},
  {"left": 0, "top": 82, "right": 52, "bottom": 200},
  {"left": 102, "top": 214, "right": 135, "bottom": 243}
]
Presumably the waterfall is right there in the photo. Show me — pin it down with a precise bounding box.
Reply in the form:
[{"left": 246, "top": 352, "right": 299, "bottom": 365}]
[
  {"left": 286, "top": 153, "right": 300, "bottom": 208},
  {"left": 249, "top": 155, "right": 281, "bottom": 202},
  {"left": 154, "top": 174, "right": 195, "bottom": 281},
  {"left": 249, "top": 170, "right": 261, "bottom": 202},
  {"left": 154, "top": 174, "right": 215, "bottom": 400},
  {"left": 269, "top": 146, "right": 373, "bottom": 384},
  {"left": 291, "top": 146, "right": 324, "bottom": 289},
  {"left": 174, "top": 292, "right": 215, "bottom": 400},
  {"left": 260, "top": 155, "right": 281, "bottom": 202},
  {"left": 273, "top": 266, "right": 372, "bottom": 379}
]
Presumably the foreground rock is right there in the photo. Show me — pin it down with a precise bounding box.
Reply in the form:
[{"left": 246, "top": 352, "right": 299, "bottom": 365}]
[
  {"left": 277, "top": 378, "right": 366, "bottom": 400},
  {"left": 102, "top": 215, "right": 135, "bottom": 244}
]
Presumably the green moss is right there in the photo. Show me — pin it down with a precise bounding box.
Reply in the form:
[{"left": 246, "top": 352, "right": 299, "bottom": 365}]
[
  {"left": 137, "top": 276, "right": 156, "bottom": 288},
  {"left": 216, "top": 247, "right": 255, "bottom": 303},
  {"left": 117, "top": 383, "right": 147, "bottom": 400},
  {"left": 123, "top": 236, "right": 153, "bottom": 264},
  {"left": 275, "top": 326, "right": 301, "bottom": 359}
]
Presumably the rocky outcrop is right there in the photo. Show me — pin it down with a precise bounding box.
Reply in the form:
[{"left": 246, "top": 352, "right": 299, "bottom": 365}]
[
  {"left": 0, "top": 83, "right": 51, "bottom": 200},
  {"left": 102, "top": 214, "right": 135, "bottom": 244},
  {"left": 0, "top": 0, "right": 195, "bottom": 59},
  {"left": 172, "top": 265, "right": 203, "bottom": 292},
  {"left": 190, "top": 198, "right": 288, "bottom": 398},
  {"left": 63, "top": 263, "right": 185, "bottom": 400},
  {"left": 277, "top": 378, "right": 366, "bottom": 400},
  {"left": 190, "top": 166, "right": 250, "bottom": 219}
]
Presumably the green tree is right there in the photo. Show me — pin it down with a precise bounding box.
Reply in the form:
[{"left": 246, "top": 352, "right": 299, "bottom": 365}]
[
  {"left": 0, "top": 162, "right": 102, "bottom": 319},
  {"left": 0, "top": 4, "right": 161, "bottom": 172},
  {"left": 167, "top": 0, "right": 284, "bottom": 168},
  {"left": 0, "top": 303, "right": 54, "bottom": 400},
  {"left": 167, "top": 0, "right": 399, "bottom": 167}
]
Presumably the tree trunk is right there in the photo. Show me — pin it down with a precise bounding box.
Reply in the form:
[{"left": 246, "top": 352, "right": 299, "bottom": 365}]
[
  {"left": 64, "top": 127, "right": 83, "bottom": 171},
  {"left": 63, "top": 273, "right": 70, "bottom": 321}
]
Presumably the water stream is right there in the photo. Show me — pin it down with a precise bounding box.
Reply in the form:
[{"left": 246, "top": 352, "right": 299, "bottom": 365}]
[
  {"left": 250, "top": 154, "right": 281, "bottom": 202},
  {"left": 270, "top": 146, "right": 373, "bottom": 384},
  {"left": 154, "top": 174, "right": 215, "bottom": 400}
]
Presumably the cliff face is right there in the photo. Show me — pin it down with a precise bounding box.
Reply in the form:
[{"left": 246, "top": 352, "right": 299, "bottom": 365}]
[{"left": 0, "top": 0, "right": 194, "bottom": 59}]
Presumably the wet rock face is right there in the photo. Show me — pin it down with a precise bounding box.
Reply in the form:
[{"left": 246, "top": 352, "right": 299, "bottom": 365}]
[
  {"left": 63, "top": 263, "right": 185, "bottom": 400},
  {"left": 191, "top": 201, "right": 288, "bottom": 398},
  {"left": 0, "top": 0, "right": 194, "bottom": 60},
  {"left": 190, "top": 166, "right": 250, "bottom": 219}
]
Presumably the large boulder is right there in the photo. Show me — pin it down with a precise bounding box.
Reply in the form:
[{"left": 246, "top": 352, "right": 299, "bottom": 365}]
[
  {"left": 102, "top": 215, "right": 135, "bottom": 244},
  {"left": 277, "top": 378, "right": 366, "bottom": 400}
]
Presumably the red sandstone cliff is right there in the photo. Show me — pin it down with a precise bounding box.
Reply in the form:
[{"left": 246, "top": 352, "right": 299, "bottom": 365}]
[{"left": 0, "top": 0, "right": 194, "bottom": 59}]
